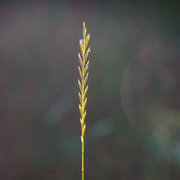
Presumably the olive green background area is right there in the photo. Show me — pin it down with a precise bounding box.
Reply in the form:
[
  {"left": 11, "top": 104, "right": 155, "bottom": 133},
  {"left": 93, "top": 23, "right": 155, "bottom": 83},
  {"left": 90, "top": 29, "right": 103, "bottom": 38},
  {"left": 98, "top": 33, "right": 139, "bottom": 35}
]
[{"left": 0, "top": 1, "right": 179, "bottom": 180}]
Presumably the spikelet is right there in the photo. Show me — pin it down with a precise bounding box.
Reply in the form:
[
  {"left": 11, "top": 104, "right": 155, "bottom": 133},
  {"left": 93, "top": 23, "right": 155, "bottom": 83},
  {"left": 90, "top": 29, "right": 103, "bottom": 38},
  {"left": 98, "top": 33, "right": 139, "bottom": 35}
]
[{"left": 78, "top": 22, "right": 90, "bottom": 145}]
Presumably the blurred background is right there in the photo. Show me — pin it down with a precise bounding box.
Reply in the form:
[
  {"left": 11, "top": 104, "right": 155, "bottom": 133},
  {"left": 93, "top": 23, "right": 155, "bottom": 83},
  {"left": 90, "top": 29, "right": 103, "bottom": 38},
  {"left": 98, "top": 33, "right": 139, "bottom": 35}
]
[{"left": 0, "top": 0, "right": 180, "bottom": 179}]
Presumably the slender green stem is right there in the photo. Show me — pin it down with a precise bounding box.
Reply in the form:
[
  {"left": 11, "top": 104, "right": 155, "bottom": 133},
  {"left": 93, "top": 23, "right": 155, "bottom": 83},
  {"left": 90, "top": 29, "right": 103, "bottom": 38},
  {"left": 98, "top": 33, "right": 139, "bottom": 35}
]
[{"left": 82, "top": 141, "right": 84, "bottom": 180}]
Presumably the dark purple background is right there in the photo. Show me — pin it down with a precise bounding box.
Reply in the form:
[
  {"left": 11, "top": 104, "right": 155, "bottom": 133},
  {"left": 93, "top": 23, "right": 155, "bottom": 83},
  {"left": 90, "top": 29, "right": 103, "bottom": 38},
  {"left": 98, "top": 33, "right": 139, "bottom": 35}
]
[{"left": 0, "top": 1, "right": 180, "bottom": 179}]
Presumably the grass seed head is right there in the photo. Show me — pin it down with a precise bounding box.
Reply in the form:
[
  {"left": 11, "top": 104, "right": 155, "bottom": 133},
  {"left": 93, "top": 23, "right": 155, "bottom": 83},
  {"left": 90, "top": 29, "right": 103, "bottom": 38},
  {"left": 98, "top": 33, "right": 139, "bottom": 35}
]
[{"left": 78, "top": 22, "right": 90, "bottom": 143}]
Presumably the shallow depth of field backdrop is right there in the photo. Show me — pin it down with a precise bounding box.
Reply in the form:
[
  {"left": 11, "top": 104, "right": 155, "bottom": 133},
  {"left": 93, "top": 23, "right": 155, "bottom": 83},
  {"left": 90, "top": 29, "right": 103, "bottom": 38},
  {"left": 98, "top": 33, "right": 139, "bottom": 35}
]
[{"left": 0, "top": 0, "right": 180, "bottom": 180}]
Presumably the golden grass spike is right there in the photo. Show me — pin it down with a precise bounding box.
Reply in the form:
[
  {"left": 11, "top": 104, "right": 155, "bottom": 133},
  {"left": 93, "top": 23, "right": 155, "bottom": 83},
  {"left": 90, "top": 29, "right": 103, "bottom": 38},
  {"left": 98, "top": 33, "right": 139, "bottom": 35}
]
[
  {"left": 84, "top": 86, "right": 89, "bottom": 98},
  {"left": 78, "top": 66, "right": 83, "bottom": 81},
  {"left": 84, "top": 48, "right": 91, "bottom": 63},
  {"left": 83, "top": 22, "right": 87, "bottom": 41},
  {"left": 78, "top": 53, "right": 83, "bottom": 68},
  {"left": 78, "top": 92, "right": 82, "bottom": 103},
  {"left": 85, "top": 34, "right": 90, "bottom": 49},
  {"left": 79, "top": 104, "right": 82, "bottom": 114},
  {"left": 79, "top": 39, "right": 84, "bottom": 57},
  {"left": 83, "top": 73, "right": 89, "bottom": 87},
  {"left": 83, "top": 110, "right": 86, "bottom": 120},
  {"left": 82, "top": 111, "right": 86, "bottom": 123},
  {"left": 82, "top": 97, "right": 87, "bottom": 109},
  {"left": 84, "top": 61, "right": 89, "bottom": 74},
  {"left": 82, "top": 124, "right": 86, "bottom": 137},
  {"left": 78, "top": 22, "right": 91, "bottom": 180},
  {"left": 78, "top": 80, "right": 82, "bottom": 91}
]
